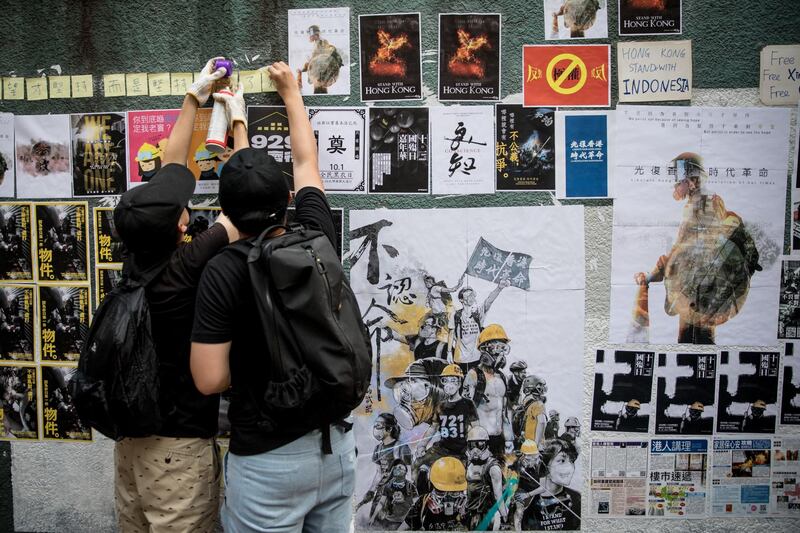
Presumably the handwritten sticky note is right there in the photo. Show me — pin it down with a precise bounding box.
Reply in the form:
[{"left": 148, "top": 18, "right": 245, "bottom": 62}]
[
  {"left": 126, "top": 73, "right": 148, "bottom": 96},
  {"left": 239, "top": 70, "right": 262, "bottom": 93},
  {"left": 617, "top": 40, "right": 692, "bottom": 102},
  {"left": 2, "top": 78, "right": 24, "bottom": 100},
  {"left": 760, "top": 45, "right": 800, "bottom": 105},
  {"left": 103, "top": 74, "right": 126, "bottom": 97},
  {"left": 49, "top": 76, "right": 71, "bottom": 98},
  {"left": 148, "top": 72, "right": 171, "bottom": 96},
  {"left": 71, "top": 75, "right": 94, "bottom": 98},
  {"left": 26, "top": 77, "right": 48, "bottom": 100},
  {"left": 261, "top": 69, "right": 276, "bottom": 92},
  {"left": 170, "top": 73, "right": 193, "bottom": 95}
]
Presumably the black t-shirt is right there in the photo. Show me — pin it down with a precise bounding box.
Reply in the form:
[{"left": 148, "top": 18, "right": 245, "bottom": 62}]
[
  {"left": 144, "top": 222, "right": 229, "bottom": 438},
  {"left": 404, "top": 494, "right": 468, "bottom": 531},
  {"left": 191, "top": 187, "right": 337, "bottom": 455},
  {"left": 435, "top": 397, "right": 478, "bottom": 454}
]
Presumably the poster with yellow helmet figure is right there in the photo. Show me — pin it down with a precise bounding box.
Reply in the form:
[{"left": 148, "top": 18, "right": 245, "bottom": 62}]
[{"left": 126, "top": 109, "right": 179, "bottom": 189}]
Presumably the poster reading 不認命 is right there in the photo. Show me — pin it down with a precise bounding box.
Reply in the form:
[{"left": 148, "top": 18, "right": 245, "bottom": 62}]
[
  {"left": 496, "top": 105, "right": 555, "bottom": 191},
  {"left": 438, "top": 14, "right": 501, "bottom": 102},
  {"left": 70, "top": 112, "right": 127, "bottom": 196},
  {"left": 0, "top": 203, "right": 33, "bottom": 281},
  {"left": 716, "top": 350, "right": 779, "bottom": 434},
  {"left": 654, "top": 352, "right": 717, "bottom": 435},
  {"left": 592, "top": 349, "right": 654, "bottom": 433},
  {"left": 0, "top": 284, "right": 35, "bottom": 363},
  {"left": 711, "top": 437, "right": 772, "bottom": 517},
  {"left": 350, "top": 206, "right": 585, "bottom": 531},
  {"left": 359, "top": 13, "right": 422, "bottom": 101},
  {"left": 368, "top": 107, "right": 429, "bottom": 194},
  {"left": 609, "top": 106, "right": 790, "bottom": 346},
  {"left": 288, "top": 7, "right": 350, "bottom": 96},
  {"left": 309, "top": 107, "right": 366, "bottom": 193}
]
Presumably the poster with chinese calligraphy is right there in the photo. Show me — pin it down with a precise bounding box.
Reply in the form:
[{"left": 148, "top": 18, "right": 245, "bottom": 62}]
[
  {"left": 247, "top": 106, "right": 294, "bottom": 191},
  {"left": 430, "top": 106, "right": 495, "bottom": 195},
  {"left": 0, "top": 112, "right": 15, "bottom": 198},
  {"left": 438, "top": 14, "right": 501, "bottom": 102},
  {"left": 654, "top": 353, "right": 717, "bottom": 435},
  {"left": 619, "top": 0, "right": 682, "bottom": 36},
  {"left": 38, "top": 285, "right": 90, "bottom": 363},
  {"left": 546, "top": 0, "right": 608, "bottom": 40},
  {"left": 349, "top": 206, "right": 585, "bottom": 531},
  {"left": 0, "top": 364, "right": 38, "bottom": 440},
  {"left": 716, "top": 350, "right": 779, "bottom": 434},
  {"left": 779, "top": 258, "right": 800, "bottom": 339},
  {"left": 589, "top": 440, "right": 648, "bottom": 517},
  {"left": 0, "top": 202, "right": 33, "bottom": 281},
  {"left": 523, "top": 44, "right": 610, "bottom": 107},
  {"left": 555, "top": 110, "right": 613, "bottom": 198},
  {"left": 70, "top": 112, "right": 127, "bottom": 196},
  {"left": 183, "top": 207, "right": 220, "bottom": 243},
  {"left": 610, "top": 106, "right": 791, "bottom": 346},
  {"left": 95, "top": 265, "right": 122, "bottom": 310},
  {"left": 308, "top": 107, "right": 366, "bottom": 193},
  {"left": 591, "top": 349, "right": 655, "bottom": 433},
  {"left": 781, "top": 343, "right": 800, "bottom": 425},
  {"left": 93, "top": 207, "right": 123, "bottom": 265},
  {"left": 359, "top": 13, "right": 423, "bottom": 101},
  {"left": 287, "top": 207, "right": 344, "bottom": 259},
  {"left": 711, "top": 437, "right": 772, "bottom": 517},
  {"left": 771, "top": 436, "right": 800, "bottom": 516},
  {"left": 368, "top": 107, "right": 429, "bottom": 194},
  {"left": 496, "top": 105, "right": 555, "bottom": 191},
  {"left": 41, "top": 365, "right": 91, "bottom": 442},
  {"left": 34, "top": 202, "right": 89, "bottom": 283},
  {"left": 14, "top": 114, "right": 72, "bottom": 199},
  {"left": 126, "top": 109, "right": 179, "bottom": 189},
  {"left": 288, "top": 7, "right": 350, "bottom": 96},
  {"left": 647, "top": 438, "right": 708, "bottom": 517},
  {"left": 0, "top": 285, "right": 35, "bottom": 363}
]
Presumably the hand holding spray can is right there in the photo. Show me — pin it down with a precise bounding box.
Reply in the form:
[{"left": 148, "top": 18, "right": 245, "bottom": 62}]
[{"left": 206, "top": 58, "right": 235, "bottom": 153}]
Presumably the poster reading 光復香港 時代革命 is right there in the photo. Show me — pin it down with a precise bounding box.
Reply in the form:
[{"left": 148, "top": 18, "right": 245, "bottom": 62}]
[
  {"left": 368, "top": 107, "right": 429, "bottom": 194},
  {"left": 41, "top": 365, "right": 92, "bottom": 442},
  {"left": 34, "top": 202, "right": 89, "bottom": 283},
  {"left": 647, "top": 438, "right": 709, "bottom": 517},
  {"left": 359, "top": 13, "right": 422, "bottom": 102},
  {"left": 438, "top": 13, "right": 500, "bottom": 102},
  {"left": 288, "top": 7, "right": 350, "bottom": 96},
  {"left": 546, "top": 0, "right": 608, "bottom": 40},
  {"left": 38, "top": 285, "right": 90, "bottom": 363},
  {"left": 247, "top": 106, "right": 294, "bottom": 191},
  {"left": 496, "top": 105, "right": 555, "bottom": 191},
  {"left": 555, "top": 110, "right": 614, "bottom": 199},
  {"left": 350, "top": 206, "right": 585, "bottom": 531},
  {"left": 309, "top": 107, "right": 366, "bottom": 193},
  {"left": 0, "top": 203, "right": 33, "bottom": 282},
  {"left": 70, "top": 112, "right": 127, "bottom": 196},
  {"left": 14, "top": 114, "right": 72, "bottom": 199},
  {"left": 0, "top": 363, "right": 38, "bottom": 441},
  {"left": 430, "top": 106, "right": 495, "bottom": 195},
  {"left": 654, "top": 352, "right": 717, "bottom": 435},
  {"left": 609, "top": 106, "right": 790, "bottom": 346},
  {"left": 716, "top": 350, "right": 779, "bottom": 434},
  {"left": 618, "top": 0, "right": 682, "bottom": 36},
  {"left": 0, "top": 284, "right": 35, "bottom": 363},
  {"left": 591, "top": 349, "right": 654, "bottom": 433}
]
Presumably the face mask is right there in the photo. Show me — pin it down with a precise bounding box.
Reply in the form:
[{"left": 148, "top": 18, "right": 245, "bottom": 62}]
[
  {"left": 427, "top": 489, "right": 465, "bottom": 516},
  {"left": 625, "top": 406, "right": 639, "bottom": 417},
  {"left": 443, "top": 382, "right": 460, "bottom": 397},
  {"left": 373, "top": 427, "right": 386, "bottom": 441}
]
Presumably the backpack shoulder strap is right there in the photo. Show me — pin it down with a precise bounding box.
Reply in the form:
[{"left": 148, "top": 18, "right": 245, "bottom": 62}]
[{"left": 474, "top": 367, "right": 487, "bottom": 405}]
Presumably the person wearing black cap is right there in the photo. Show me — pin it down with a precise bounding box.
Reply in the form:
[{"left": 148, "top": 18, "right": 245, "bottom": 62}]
[
  {"left": 112, "top": 57, "right": 241, "bottom": 533},
  {"left": 190, "top": 61, "right": 352, "bottom": 533}
]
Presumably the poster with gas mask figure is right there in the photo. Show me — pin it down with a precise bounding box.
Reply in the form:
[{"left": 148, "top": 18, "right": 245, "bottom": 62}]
[
  {"left": 349, "top": 206, "right": 585, "bottom": 531},
  {"left": 34, "top": 202, "right": 89, "bottom": 283},
  {"left": 93, "top": 207, "right": 123, "bottom": 265},
  {"left": 0, "top": 363, "right": 38, "bottom": 440},
  {"left": 716, "top": 350, "right": 779, "bottom": 434},
  {"left": 591, "top": 349, "right": 654, "bottom": 433},
  {"left": 41, "top": 365, "right": 91, "bottom": 441},
  {"left": 654, "top": 352, "right": 717, "bottom": 435},
  {"left": 0, "top": 202, "right": 33, "bottom": 281},
  {"left": 609, "top": 106, "right": 790, "bottom": 346},
  {"left": 38, "top": 285, "right": 90, "bottom": 363},
  {"left": 0, "top": 285, "right": 35, "bottom": 363}
]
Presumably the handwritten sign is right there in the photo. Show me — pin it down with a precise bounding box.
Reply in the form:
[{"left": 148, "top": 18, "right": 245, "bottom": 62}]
[
  {"left": 48, "top": 76, "right": 71, "bottom": 98},
  {"left": 760, "top": 45, "right": 800, "bottom": 105},
  {"left": 170, "top": 73, "right": 192, "bottom": 96},
  {"left": 26, "top": 77, "right": 48, "bottom": 100},
  {"left": 3, "top": 77, "right": 24, "bottom": 100},
  {"left": 618, "top": 40, "right": 692, "bottom": 102},
  {"left": 148, "top": 73, "right": 171, "bottom": 96},
  {"left": 261, "top": 69, "right": 276, "bottom": 92},
  {"left": 126, "top": 73, "right": 148, "bottom": 96},
  {"left": 239, "top": 70, "right": 262, "bottom": 93},
  {"left": 71, "top": 75, "right": 93, "bottom": 98},
  {"left": 103, "top": 74, "right": 126, "bottom": 97}
]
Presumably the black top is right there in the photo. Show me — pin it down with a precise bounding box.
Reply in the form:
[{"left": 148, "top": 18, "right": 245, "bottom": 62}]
[
  {"left": 435, "top": 397, "right": 479, "bottom": 454},
  {"left": 191, "top": 187, "right": 336, "bottom": 455},
  {"left": 145, "top": 222, "right": 229, "bottom": 438}
]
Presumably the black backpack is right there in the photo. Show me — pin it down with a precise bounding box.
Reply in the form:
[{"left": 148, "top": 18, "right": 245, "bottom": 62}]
[
  {"left": 231, "top": 223, "right": 372, "bottom": 436},
  {"left": 70, "top": 275, "right": 164, "bottom": 440}
]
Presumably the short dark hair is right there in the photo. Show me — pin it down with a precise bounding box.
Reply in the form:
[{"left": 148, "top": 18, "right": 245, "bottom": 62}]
[
  {"left": 458, "top": 287, "right": 474, "bottom": 300},
  {"left": 378, "top": 412, "right": 401, "bottom": 440},
  {"left": 540, "top": 438, "right": 578, "bottom": 466}
]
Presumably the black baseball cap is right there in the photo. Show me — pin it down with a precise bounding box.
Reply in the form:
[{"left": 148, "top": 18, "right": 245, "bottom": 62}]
[
  {"left": 220, "top": 148, "right": 290, "bottom": 234},
  {"left": 114, "top": 163, "right": 196, "bottom": 255}
]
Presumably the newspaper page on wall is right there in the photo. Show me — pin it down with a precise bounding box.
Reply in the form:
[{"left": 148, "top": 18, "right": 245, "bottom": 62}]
[
  {"left": 591, "top": 349, "right": 655, "bottom": 433},
  {"left": 771, "top": 436, "right": 800, "bottom": 516},
  {"left": 647, "top": 438, "right": 709, "bottom": 517},
  {"left": 610, "top": 106, "right": 791, "bottom": 346},
  {"left": 349, "top": 206, "right": 584, "bottom": 531},
  {"left": 589, "top": 440, "right": 648, "bottom": 517},
  {"left": 712, "top": 437, "right": 772, "bottom": 517}
]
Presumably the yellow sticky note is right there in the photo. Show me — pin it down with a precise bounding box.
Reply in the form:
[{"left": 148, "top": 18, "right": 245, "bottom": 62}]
[
  {"left": 148, "top": 72, "right": 171, "bottom": 96},
  {"left": 126, "top": 73, "right": 148, "bottom": 96},
  {"left": 103, "top": 74, "right": 126, "bottom": 97},
  {"left": 239, "top": 70, "right": 262, "bottom": 94},
  {"left": 170, "top": 73, "right": 193, "bottom": 96},
  {"left": 3, "top": 77, "right": 24, "bottom": 100},
  {"left": 48, "top": 76, "right": 71, "bottom": 98},
  {"left": 261, "top": 69, "right": 276, "bottom": 92},
  {"left": 71, "top": 75, "right": 93, "bottom": 98},
  {"left": 26, "top": 77, "right": 48, "bottom": 100}
]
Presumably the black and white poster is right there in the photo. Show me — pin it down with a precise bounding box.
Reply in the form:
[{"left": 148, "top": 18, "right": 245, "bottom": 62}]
[
  {"left": 41, "top": 365, "right": 92, "bottom": 441},
  {"left": 0, "top": 285, "right": 35, "bottom": 363},
  {"left": 438, "top": 13, "right": 501, "bottom": 102},
  {"left": 0, "top": 202, "right": 33, "bottom": 281},
  {"left": 779, "top": 258, "right": 800, "bottom": 339},
  {"left": 247, "top": 106, "right": 294, "bottom": 191},
  {"left": 654, "top": 352, "right": 717, "bottom": 435},
  {"left": 38, "top": 285, "right": 90, "bottom": 363},
  {"left": 781, "top": 342, "right": 800, "bottom": 425},
  {"left": 93, "top": 207, "right": 123, "bottom": 265},
  {"left": 430, "top": 106, "right": 495, "bottom": 195},
  {"left": 70, "top": 112, "right": 127, "bottom": 196},
  {"left": 592, "top": 349, "right": 655, "bottom": 433},
  {"left": 716, "top": 350, "right": 779, "bottom": 434},
  {"left": 0, "top": 363, "right": 38, "bottom": 440},
  {"left": 618, "top": 0, "right": 682, "bottom": 36},
  {"left": 34, "top": 202, "right": 89, "bottom": 283},
  {"left": 368, "top": 107, "right": 429, "bottom": 194},
  {"left": 496, "top": 105, "right": 555, "bottom": 191},
  {"left": 359, "top": 13, "right": 423, "bottom": 101},
  {"left": 309, "top": 107, "right": 367, "bottom": 193}
]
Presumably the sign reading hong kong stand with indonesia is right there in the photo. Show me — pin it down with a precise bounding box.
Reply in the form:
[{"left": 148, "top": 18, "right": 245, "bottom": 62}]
[{"left": 523, "top": 44, "right": 611, "bottom": 107}]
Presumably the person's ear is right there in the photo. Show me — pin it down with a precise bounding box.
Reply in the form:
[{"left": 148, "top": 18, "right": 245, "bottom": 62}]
[{"left": 178, "top": 221, "right": 188, "bottom": 233}]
